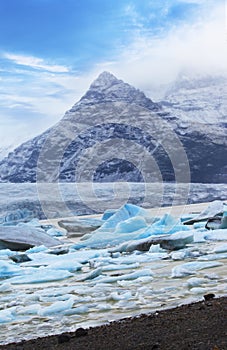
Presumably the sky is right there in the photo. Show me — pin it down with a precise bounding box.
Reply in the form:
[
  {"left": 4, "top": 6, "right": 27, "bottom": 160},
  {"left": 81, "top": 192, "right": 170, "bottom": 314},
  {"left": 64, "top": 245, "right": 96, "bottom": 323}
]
[{"left": 0, "top": 0, "right": 226, "bottom": 150}]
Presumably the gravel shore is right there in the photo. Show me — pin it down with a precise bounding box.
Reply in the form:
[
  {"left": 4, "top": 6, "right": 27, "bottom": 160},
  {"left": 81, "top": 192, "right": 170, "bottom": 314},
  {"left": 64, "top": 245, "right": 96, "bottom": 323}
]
[{"left": 1, "top": 296, "right": 226, "bottom": 350}]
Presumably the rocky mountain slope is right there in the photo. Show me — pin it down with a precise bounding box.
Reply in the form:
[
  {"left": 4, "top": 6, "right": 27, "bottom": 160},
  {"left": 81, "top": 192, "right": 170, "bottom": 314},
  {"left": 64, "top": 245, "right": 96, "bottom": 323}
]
[{"left": 0, "top": 71, "right": 226, "bottom": 183}]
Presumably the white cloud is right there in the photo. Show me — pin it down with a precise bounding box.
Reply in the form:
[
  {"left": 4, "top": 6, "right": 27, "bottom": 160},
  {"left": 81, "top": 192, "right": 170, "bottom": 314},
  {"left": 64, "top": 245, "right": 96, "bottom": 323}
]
[
  {"left": 3, "top": 53, "right": 69, "bottom": 73},
  {"left": 0, "top": 1, "right": 226, "bottom": 149},
  {"left": 91, "top": 2, "right": 227, "bottom": 98}
]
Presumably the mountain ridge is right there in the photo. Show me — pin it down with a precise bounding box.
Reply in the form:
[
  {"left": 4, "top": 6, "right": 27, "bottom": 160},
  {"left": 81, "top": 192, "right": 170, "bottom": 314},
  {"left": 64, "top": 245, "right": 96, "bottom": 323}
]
[{"left": 0, "top": 71, "right": 226, "bottom": 183}]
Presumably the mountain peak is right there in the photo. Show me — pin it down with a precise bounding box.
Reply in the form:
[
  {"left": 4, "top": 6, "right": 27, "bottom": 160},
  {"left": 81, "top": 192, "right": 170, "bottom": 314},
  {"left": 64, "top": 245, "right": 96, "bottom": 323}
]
[
  {"left": 90, "top": 71, "right": 120, "bottom": 89},
  {"left": 76, "top": 71, "right": 159, "bottom": 111}
]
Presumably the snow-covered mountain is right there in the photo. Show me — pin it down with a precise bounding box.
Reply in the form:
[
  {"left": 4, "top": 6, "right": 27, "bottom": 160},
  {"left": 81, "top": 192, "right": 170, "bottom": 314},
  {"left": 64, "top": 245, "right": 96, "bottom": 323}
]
[
  {"left": 162, "top": 73, "right": 227, "bottom": 144},
  {"left": 0, "top": 71, "right": 226, "bottom": 183}
]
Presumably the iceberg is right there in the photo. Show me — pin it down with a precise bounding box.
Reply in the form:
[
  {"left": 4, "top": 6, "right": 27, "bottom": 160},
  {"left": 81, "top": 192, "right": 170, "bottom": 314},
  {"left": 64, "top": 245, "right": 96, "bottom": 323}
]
[
  {"left": 204, "top": 229, "right": 227, "bottom": 241},
  {"left": 139, "top": 214, "right": 190, "bottom": 239},
  {"left": 16, "top": 304, "right": 41, "bottom": 316},
  {"left": 102, "top": 209, "right": 117, "bottom": 221},
  {"left": 110, "top": 231, "right": 194, "bottom": 253},
  {"left": 186, "top": 277, "right": 207, "bottom": 288},
  {"left": 73, "top": 212, "right": 191, "bottom": 250},
  {"left": 0, "top": 308, "right": 15, "bottom": 323},
  {"left": 190, "top": 287, "right": 207, "bottom": 294},
  {"left": 96, "top": 203, "right": 148, "bottom": 232},
  {"left": 94, "top": 269, "right": 153, "bottom": 284},
  {"left": 58, "top": 218, "right": 103, "bottom": 237},
  {"left": 38, "top": 298, "right": 74, "bottom": 316},
  {"left": 211, "top": 243, "right": 227, "bottom": 253},
  {"left": 7, "top": 268, "right": 74, "bottom": 284},
  {"left": 79, "top": 267, "right": 103, "bottom": 281},
  {"left": 46, "top": 227, "right": 65, "bottom": 237},
  {"left": 0, "top": 261, "right": 22, "bottom": 278},
  {"left": 183, "top": 200, "right": 224, "bottom": 225},
  {"left": 172, "top": 261, "right": 223, "bottom": 278},
  {"left": 0, "top": 226, "right": 61, "bottom": 251}
]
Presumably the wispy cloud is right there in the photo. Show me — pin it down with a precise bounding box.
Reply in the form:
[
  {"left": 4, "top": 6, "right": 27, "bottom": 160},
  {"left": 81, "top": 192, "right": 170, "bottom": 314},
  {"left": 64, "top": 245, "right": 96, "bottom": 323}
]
[{"left": 3, "top": 53, "right": 69, "bottom": 73}]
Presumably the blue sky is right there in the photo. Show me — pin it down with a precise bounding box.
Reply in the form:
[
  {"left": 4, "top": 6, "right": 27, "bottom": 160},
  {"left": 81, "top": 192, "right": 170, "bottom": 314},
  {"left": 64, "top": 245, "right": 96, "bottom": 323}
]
[{"left": 0, "top": 0, "right": 226, "bottom": 150}]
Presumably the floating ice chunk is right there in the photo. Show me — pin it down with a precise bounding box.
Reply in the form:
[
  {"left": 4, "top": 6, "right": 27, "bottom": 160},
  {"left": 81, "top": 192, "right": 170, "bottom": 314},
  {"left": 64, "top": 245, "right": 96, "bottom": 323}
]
[
  {"left": 204, "top": 273, "right": 219, "bottom": 280},
  {"left": 159, "top": 231, "right": 194, "bottom": 250},
  {"left": 190, "top": 287, "right": 207, "bottom": 294},
  {"left": 79, "top": 216, "right": 147, "bottom": 248},
  {"left": 138, "top": 214, "right": 190, "bottom": 239},
  {"left": 64, "top": 305, "right": 88, "bottom": 315},
  {"left": 172, "top": 261, "right": 223, "bottom": 278},
  {"left": 102, "top": 263, "right": 140, "bottom": 271},
  {"left": 102, "top": 209, "right": 117, "bottom": 221},
  {"left": 80, "top": 268, "right": 103, "bottom": 281},
  {"left": 0, "top": 226, "right": 61, "bottom": 251},
  {"left": 193, "top": 222, "right": 206, "bottom": 229},
  {"left": 116, "top": 300, "right": 137, "bottom": 309},
  {"left": 149, "top": 244, "right": 165, "bottom": 253},
  {"left": 0, "top": 283, "right": 12, "bottom": 292},
  {"left": 24, "top": 249, "right": 109, "bottom": 269},
  {"left": 204, "top": 229, "right": 227, "bottom": 241},
  {"left": 115, "top": 216, "right": 147, "bottom": 234},
  {"left": 117, "top": 276, "right": 154, "bottom": 287},
  {"left": 0, "top": 261, "right": 22, "bottom": 278},
  {"left": 26, "top": 245, "right": 48, "bottom": 254},
  {"left": 39, "top": 294, "right": 73, "bottom": 303},
  {"left": 46, "top": 228, "right": 65, "bottom": 237},
  {"left": 110, "top": 291, "right": 132, "bottom": 301},
  {"left": 97, "top": 204, "right": 147, "bottom": 232},
  {"left": 96, "top": 303, "right": 112, "bottom": 311},
  {"left": 73, "top": 212, "right": 190, "bottom": 250},
  {"left": 95, "top": 269, "right": 153, "bottom": 284},
  {"left": 73, "top": 230, "right": 144, "bottom": 250},
  {"left": 193, "top": 231, "right": 207, "bottom": 243},
  {"left": 0, "top": 308, "right": 15, "bottom": 323},
  {"left": 38, "top": 298, "right": 74, "bottom": 316},
  {"left": 112, "top": 253, "right": 162, "bottom": 265},
  {"left": 211, "top": 243, "right": 227, "bottom": 253},
  {"left": 58, "top": 218, "right": 103, "bottom": 236},
  {"left": 48, "top": 259, "right": 82, "bottom": 272},
  {"left": 197, "top": 253, "right": 227, "bottom": 261},
  {"left": 0, "top": 249, "right": 14, "bottom": 257},
  {"left": 186, "top": 277, "right": 207, "bottom": 288},
  {"left": 206, "top": 207, "right": 227, "bottom": 230},
  {"left": 183, "top": 200, "right": 224, "bottom": 225},
  {"left": 171, "top": 251, "right": 187, "bottom": 261},
  {"left": 112, "top": 231, "right": 193, "bottom": 253},
  {"left": 7, "top": 268, "right": 73, "bottom": 284},
  {"left": 16, "top": 304, "right": 41, "bottom": 315}
]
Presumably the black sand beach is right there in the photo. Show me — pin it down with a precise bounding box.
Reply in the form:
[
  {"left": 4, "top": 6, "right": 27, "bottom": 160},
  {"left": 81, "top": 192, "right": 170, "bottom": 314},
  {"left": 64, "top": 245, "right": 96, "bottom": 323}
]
[{"left": 1, "top": 296, "right": 226, "bottom": 350}]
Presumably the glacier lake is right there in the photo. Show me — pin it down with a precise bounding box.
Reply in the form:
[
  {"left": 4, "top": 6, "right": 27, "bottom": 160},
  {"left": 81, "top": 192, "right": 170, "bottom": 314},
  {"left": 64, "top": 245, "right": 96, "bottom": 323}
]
[{"left": 0, "top": 182, "right": 226, "bottom": 345}]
